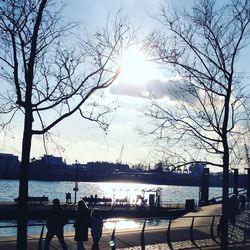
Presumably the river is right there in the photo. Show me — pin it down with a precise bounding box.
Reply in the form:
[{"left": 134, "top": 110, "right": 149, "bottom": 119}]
[
  {"left": 0, "top": 179, "right": 226, "bottom": 203},
  {"left": 0, "top": 180, "right": 227, "bottom": 236}
]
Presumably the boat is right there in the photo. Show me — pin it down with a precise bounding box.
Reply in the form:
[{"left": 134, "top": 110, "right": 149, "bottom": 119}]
[{"left": 0, "top": 153, "right": 247, "bottom": 188}]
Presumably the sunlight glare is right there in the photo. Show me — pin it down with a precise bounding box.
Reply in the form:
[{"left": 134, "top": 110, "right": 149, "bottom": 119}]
[
  {"left": 104, "top": 218, "right": 141, "bottom": 230},
  {"left": 118, "top": 46, "right": 157, "bottom": 84}
]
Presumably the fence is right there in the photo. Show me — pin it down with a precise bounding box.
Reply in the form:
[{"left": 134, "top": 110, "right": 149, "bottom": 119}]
[
  {"left": 1, "top": 210, "right": 250, "bottom": 249},
  {"left": 109, "top": 215, "right": 221, "bottom": 249}
]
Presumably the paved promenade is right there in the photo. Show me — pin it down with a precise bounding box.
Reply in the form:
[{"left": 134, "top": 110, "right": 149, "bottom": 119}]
[{"left": 0, "top": 204, "right": 249, "bottom": 249}]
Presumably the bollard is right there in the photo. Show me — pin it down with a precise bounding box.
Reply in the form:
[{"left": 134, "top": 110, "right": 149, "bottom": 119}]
[
  {"left": 166, "top": 219, "right": 173, "bottom": 250},
  {"left": 110, "top": 227, "right": 116, "bottom": 250}
]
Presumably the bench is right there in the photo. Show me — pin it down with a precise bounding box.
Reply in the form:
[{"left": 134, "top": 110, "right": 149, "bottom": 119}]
[
  {"left": 14, "top": 196, "right": 49, "bottom": 204},
  {"left": 82, "top": 197, "right": 112, "bottom": 206}
]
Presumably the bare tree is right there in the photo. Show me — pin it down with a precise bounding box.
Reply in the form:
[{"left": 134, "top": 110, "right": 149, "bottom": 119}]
[
  {"left": 144, "top": 0, "right": 250, "bottom": 248},
  {"left": 0, "top": 0, "right": 131, "bottom": 249}
]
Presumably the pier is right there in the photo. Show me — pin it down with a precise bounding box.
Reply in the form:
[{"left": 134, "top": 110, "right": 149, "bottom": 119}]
[
  {"left": 0, "top": 187, "right": 190, "bottom": 220},
  {"left": 0, "top": 200, "right": 187, "bottom": 220}
]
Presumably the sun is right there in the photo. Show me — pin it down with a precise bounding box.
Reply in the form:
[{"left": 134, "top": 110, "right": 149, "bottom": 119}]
[{"left": 118, "top": 46, "right": 157, "bottom": 84}]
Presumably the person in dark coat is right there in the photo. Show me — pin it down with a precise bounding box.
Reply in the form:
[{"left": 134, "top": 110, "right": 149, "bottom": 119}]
[
  {"left": 229, "top": 194, "right": 238, "bottom": 225},
  {"left": 90, "top": 208, "right": 103, "bottom": 250},
  {"left": 74, "top": 200, "right": 91, "bottom": 250},
  {"left": 44, "top": 198, "right": 68, "bottom": 250}
]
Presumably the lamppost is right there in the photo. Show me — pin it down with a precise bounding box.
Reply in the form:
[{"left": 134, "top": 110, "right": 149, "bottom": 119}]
[
  {"left": 199, "top": 167, "right": 209, "bottom": 206},
  {"left": 244, "top": 168, "right": 250, "bottom": 203},
  {"left": 232, "top": 168, "right": 238, "bottom": 197},
  {"left": 73, "top": 160, "right": 79, "bottom": 204}
]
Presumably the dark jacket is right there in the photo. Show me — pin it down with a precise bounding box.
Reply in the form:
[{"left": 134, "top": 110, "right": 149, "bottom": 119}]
[
  {"left": 46, "top": 207, "right": 68, "bottom": 232},
  {"left": 74, "top": 208, "right": 91, "bottom": 241},
  {"left": 91, "top": 216, "right": 103, "bottom": 239}
]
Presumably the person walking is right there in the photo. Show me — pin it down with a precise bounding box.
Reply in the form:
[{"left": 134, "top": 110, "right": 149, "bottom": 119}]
[
  {"left": 239, "top": 194, "right": 246, "bottom": 211},
  {"left": 74, "top": 200, "right": 91, "bottom": 250},
  {"left": 90, "top": 208, "right": 103, "bottom": 250},
  {"left": 44, "top": 198, "right": 68, "bottom": 250}
]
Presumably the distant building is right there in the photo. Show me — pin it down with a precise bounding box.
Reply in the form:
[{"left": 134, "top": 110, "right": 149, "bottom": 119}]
[
  {"left": 29, "top": 155, "right": 68, "bottom": 180},
  {"left": 29, "top": 155, "right": 66, "bottom": 172},
  {"left": 0, "top": 153, "right": 19, "bottom": 173},
  {"left": 189, "top": 162, "right": 205, "bottom": 176},
  {"left": 40, "top": 155, "right": 64, "bottom": 166},
  {"left": 85, "top": 161, "right": 130, "bottom": 173}
]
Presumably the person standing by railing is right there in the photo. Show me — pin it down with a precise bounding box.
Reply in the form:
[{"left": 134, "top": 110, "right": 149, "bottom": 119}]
[
  {"left": 44, "top": 198, "right": 68, "bottom": 250},
  {"left": 239, "top": 194, "right": 246, "bottom": 211},
  {"left": 229, "top": 194, "right": 239, "bottom": 225}
]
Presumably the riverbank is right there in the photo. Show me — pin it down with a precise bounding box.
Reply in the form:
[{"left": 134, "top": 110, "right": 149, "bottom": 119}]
[{"left": 0, "top": 201, "right": 186, "bottom": 220}]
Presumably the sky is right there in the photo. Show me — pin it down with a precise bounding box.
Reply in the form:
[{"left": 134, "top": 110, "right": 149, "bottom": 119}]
[
  {"left": 0, "top": 0, "right": 249, "bottom": 169},
  {"left": 60, "top": 0, "right": 161, "bottom": 165},
  {"left": 57, "top": 0, "right": 181, "bottom": 166},
  {"left": 0, "top": 0, "right": 172, "bottom": 165}
]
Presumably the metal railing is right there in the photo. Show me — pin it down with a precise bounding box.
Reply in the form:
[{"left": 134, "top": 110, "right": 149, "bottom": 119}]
[
  {"left": 0, "top": 215, "right": 220, "bottom": 250},
  {"left": 2, "top": 199, "right": 250, "bottom": 249},
  {"left": 109, "top": 215, "right": 221, "bottom": 250},
  {"left": 0, "top": 215, "right": 223, "bottom": 250},
  {"left": 209, "top": 188, "right": 246, "bottom": 204}
]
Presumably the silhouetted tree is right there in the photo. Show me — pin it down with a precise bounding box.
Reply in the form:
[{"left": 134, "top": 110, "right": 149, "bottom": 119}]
[
  {"left": 144, "top": 0, "right": 250, "bottom": 249},
  {"left": 0, "top": 0, "right": 131, "bottom": 249}
]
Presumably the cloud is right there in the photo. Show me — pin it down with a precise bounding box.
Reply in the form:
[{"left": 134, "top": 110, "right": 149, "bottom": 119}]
[
  {"left": 146, "top": 79, "right": 174, "bottom": 99},
  {"left": 160, "top": 79, "right": 197, "bottom": 103},
  {"left": 109, "top": 81, "right": 144, "bottom": 98},
  {"left": 110, "top": 78, "right": 197, "bottom": 104},
  {"left": 110, "top": 78, "right": 180, "bottom": 99}
]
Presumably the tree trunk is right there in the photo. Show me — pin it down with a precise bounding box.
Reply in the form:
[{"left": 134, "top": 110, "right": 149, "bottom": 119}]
[
  {"left": 221, "top": 147, "right": 229, "bottom": 249},
  {"left": 17, "top": 112, "right": 33, "bottom": 250}
]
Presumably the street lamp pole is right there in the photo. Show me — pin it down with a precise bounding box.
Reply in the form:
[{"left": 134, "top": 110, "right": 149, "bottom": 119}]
[{"left": 73, "top": 160, "right": 79, "bottom": 204}]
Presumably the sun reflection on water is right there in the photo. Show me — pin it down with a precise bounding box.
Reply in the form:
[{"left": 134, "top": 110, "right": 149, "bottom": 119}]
[
  {"left": 99, "top": 182, "right": 146, "bottom": 204},
  {"left": 104, "top": 218, "right": 141, "bottom": 231}
]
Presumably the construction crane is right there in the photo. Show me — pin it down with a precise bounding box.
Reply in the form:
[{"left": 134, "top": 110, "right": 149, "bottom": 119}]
[{"left": 117, "top": 143, "right": 124, "bottom": 164}]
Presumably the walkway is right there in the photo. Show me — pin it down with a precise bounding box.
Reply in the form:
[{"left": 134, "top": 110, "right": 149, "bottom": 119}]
[{"left": 0, "top": 204, "right": 250, "bottom": 249}]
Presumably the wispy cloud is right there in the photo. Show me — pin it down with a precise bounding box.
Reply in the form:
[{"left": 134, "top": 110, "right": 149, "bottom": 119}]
[
  {"left": 110, "top": 81, "right": 144, "bottom": 97},
  {"left": 110, "top": 77, "right": 197, "bottom": 104}
]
